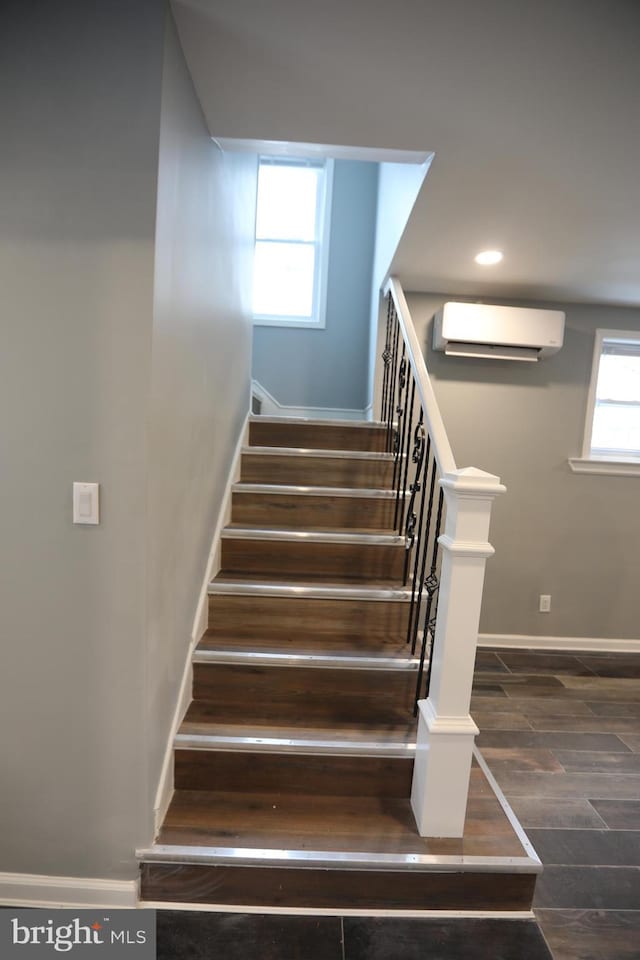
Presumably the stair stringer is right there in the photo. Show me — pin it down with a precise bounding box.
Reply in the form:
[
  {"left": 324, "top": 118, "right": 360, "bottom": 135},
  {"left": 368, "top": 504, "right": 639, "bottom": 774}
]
[{"left": 152, "top": 411, "right": 250, "bottom": 834}]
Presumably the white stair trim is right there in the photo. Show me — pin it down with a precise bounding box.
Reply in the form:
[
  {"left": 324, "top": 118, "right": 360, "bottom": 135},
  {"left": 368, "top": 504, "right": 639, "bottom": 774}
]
[
  {"left": 152, "top": 413, "right": 250, "bottom": 834},
  {"left": 251, "top": 380, "right": 369, "bottom": 421}
]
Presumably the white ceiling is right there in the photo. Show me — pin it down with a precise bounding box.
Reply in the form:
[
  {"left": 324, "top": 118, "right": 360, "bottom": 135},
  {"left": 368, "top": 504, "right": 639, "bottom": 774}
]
[{"left": 172, "top": 0, "right": 640, "bottom": 307}]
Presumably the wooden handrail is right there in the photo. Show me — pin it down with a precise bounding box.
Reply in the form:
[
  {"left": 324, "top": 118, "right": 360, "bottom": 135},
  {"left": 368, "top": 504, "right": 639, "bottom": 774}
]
[{"left": 384, "top": 277, "right": 457, "bottom": 476}]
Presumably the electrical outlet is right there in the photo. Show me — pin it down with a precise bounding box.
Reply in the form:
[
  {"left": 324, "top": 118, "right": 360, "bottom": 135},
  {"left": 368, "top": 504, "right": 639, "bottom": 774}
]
[{"left": 539, "top": 594, "right": 551, "bottom": 613}]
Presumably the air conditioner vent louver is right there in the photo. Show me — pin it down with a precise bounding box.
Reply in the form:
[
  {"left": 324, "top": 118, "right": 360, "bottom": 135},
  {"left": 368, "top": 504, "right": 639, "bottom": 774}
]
[{"left": 433, "top": 302, "right": 565, "bottom": 362}]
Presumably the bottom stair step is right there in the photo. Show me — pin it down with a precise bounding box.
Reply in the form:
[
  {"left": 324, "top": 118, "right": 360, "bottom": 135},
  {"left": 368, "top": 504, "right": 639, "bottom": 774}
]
[
  {"left": 140, "top": 861, "right": 537, "bottom": 911},
  {"left": 139, "top": 759, "right": 541, "bottom": 910}
]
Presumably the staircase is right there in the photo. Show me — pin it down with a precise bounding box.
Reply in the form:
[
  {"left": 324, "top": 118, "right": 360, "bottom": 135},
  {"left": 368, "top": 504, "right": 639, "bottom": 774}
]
[{"left": 139, "top": 415, "right": 540, "bottom": 911}]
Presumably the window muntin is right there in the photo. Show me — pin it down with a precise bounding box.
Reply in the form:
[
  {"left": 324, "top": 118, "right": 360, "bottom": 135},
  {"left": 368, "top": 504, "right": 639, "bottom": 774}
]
[
  {"left": 584, "top": 331, "right": 640, "bottom": 462},
  {"left": 252, "top": 157, "right": 332, "bottom": 327}
]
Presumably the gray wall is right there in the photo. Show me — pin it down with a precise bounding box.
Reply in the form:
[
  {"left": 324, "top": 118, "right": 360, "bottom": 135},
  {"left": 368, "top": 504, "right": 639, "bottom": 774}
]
[
  {"left": 252, "top": 159, "right": 378, "bottom": 410},
  {"left": 0, "top": 0, "right": 256, "bottom": 881},
  {"left": 0, "top": 0, "right": 165, "bottom": 880},
  {"left": 407, "top": 293, "right": 640, "bottom": 641},
  {"left": 146, "top": 15, "right": 256, "bottom": 808}
]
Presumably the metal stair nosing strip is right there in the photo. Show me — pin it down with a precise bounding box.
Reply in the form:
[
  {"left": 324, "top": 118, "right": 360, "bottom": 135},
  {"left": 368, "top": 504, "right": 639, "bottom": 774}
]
[
  {"left": 174, "top": 731, "right": 416, "bottom": 758},
  {"left": 136, "top": 844, "right": 541, "bottom": 875},
  {"left": 232, "top": 482, "right": 397, "bottom": 500},
  {"left": 249, "top": 415, "right": 389, "bottom": 429},
  {"left": 243, "top": 446, "right": 400, "bottom": 461},
  {"left": 207, "top": 580, "right": 413, "bottom": 602},
  {"left": 192, "top": 650, "right": 420, "bottom": 671},
  {"left": 221, "top": 527, "right": 405, "bottom": 546}
]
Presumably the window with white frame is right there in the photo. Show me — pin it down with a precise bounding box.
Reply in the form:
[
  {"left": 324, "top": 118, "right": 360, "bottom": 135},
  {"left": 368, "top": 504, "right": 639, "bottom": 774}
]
[
  {"left": 581, "top": 329, "right": 640, "bottom": 462},
  {"left": 252, "top": 156, "right": 333, "bottom": 327}
]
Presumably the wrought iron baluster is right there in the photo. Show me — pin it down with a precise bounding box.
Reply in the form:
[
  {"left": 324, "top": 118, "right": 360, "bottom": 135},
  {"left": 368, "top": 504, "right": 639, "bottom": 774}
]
[
  {"left": 420, "top": 486, "right": 445, "bottom": 702},
  {"left": 408, "top": 448, "right": 437, "bottom": 656},
  {"left": 396, "top": 376, "right": 416, "bottom": 534},
  {"left": 380, "top": 295, "right": 393, "bottom": 422},
  {"left": 413, "top": 486, "right": 445, "bottom": 712},
  {"left": 385, "top": 307, "right": 400, "bottom": 453},
  {"left": 391, "top": 348, "right": 407, "bottom": 494},
  {"left": 402, "top": 413, "right": 424, "bottom": 584}
]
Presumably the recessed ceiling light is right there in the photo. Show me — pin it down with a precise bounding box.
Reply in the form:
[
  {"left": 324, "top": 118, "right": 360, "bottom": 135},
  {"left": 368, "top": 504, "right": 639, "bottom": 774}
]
[{"left": 475, "top": 249, "right": 503, "bottom": 266}]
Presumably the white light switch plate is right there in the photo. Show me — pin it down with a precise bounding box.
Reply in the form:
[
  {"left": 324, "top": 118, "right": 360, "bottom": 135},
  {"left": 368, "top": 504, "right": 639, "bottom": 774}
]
[{"left": 73, "top": 482, "right": 100, "bottom": 524}]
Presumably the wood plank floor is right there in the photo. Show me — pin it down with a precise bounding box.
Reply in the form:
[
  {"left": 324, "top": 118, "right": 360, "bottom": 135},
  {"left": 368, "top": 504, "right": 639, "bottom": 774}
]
[
  {"left": 248, "top": 419, "right": 388, "bottom": 452},
  {"left": 206, "top": 593, "right": 410, "bottom": 644},
  {"left": 230, "top": 493, "right": 396, "bottom": 530},
  {"left": 144, "top": 863, "right": 536, "bottom": 912}
]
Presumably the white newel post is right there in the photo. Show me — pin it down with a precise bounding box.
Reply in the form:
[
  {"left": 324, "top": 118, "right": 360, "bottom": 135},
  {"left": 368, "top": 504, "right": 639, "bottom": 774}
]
[{"left": 411, "top": 467, "right": 506, "bottom": 837}]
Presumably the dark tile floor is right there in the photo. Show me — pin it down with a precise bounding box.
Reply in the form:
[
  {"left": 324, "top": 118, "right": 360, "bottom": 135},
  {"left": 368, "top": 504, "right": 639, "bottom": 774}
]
[
  {"left": 474, "top": 647, "right": 640, "bottom": 959},
  {"left": 156, "top": 648, "right": 639, "bottom": 959},
  {"left": 156, "top": 913, "right": 552, "bottom": 959}
]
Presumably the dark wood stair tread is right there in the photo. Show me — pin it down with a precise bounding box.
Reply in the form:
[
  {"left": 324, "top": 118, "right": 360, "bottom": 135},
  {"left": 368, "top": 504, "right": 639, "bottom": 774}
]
[
  {"left": 248, "top": 418, "right": 388, "bottom": 453},
  {"left": 183, "top": 690, "right": 416, "bottom": 727},
  {"left": 225, "top": 521, "right": 395, "bottom": 535}
]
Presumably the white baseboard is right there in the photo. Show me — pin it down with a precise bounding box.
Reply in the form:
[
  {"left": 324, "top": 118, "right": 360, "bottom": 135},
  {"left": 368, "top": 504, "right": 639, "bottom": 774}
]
[
  {"left": 190, "top": 414, "right": 249, "bottom": 646},
  {"left": 0, "top": 872, "right": 138, "bottom": 909},
  {"left": 152, "top": 413, "right": 250, "bottom": 834},
  {"left": 478, "top": 633, "right": 640, "bottom": 653},
  {"left": 251, "top": 379, "right": 367, "bottom": 421}
]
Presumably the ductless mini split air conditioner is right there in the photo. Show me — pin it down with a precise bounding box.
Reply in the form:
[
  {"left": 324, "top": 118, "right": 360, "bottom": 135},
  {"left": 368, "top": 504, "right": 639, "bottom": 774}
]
[{"left": 433, "top": 301, "right": 565, "bottom": 362}]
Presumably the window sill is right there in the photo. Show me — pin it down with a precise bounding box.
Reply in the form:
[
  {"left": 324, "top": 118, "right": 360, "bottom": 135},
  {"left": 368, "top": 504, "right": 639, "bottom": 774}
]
[{"left": 568, "top": 457, "right": 640, "bottom": 476}]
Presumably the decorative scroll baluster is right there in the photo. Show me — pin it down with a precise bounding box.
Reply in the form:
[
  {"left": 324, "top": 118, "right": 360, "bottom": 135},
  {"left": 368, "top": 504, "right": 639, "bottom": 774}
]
[
  {"left": 402, "top": 414, "right": 425, "bottom": 584},
  {"left": 408, "top": 447, "right": 438, "bottom": 655},
  {"left": 396, "top": 377, "right": 416, "bottom": 534},
  {"left": 380, "top": 296, "right": 393, "bottom": 423},
  {"left": 385, "top": 306, "right": 401, "bottom": 453},
  {"left": 392, "top": 348, "right": 407, "bottom": 511},
  {"left": 414, "top": 486, "right": 445, "bottom": 710}
]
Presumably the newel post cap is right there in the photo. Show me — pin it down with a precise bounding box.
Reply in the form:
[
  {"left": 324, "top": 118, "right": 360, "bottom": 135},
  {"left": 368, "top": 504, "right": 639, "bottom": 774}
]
[{"left": 439, "top": 467, "right": 506, "bottom": 499}]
